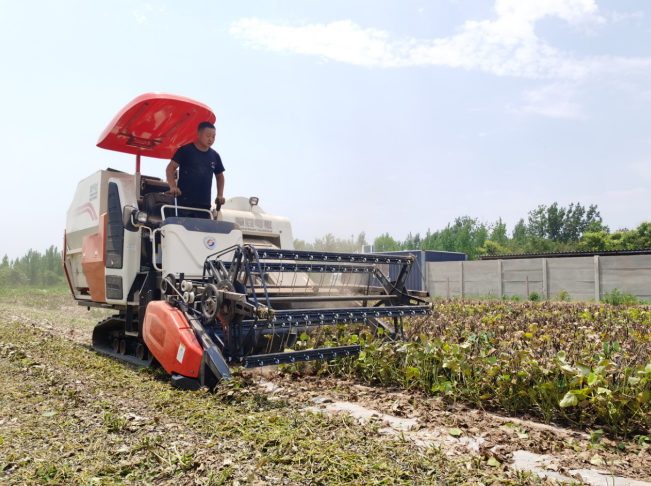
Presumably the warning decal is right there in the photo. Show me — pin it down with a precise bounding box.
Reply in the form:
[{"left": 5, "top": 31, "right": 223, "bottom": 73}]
[{"left": 176, "top": 343, "right": 186, "bottom": 363}]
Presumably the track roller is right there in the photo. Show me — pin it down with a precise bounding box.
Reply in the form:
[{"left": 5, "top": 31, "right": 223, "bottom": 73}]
[{"left": 136, "top": 343, "right": 146, "bottom": 361}]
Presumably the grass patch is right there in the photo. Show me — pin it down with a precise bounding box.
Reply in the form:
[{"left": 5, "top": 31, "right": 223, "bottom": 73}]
[{"left": 0, "top": 285, "right": 71, "bottom": 297}]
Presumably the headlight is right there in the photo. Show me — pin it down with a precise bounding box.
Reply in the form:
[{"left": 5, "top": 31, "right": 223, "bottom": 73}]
[{"left": 135, "top": 211, "right": 148, "bottom": 223}]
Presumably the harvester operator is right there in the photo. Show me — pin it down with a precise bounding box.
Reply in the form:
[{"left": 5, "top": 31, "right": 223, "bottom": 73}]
[{"left": 165, "top": 121, "right": 225, "bottom": 214}]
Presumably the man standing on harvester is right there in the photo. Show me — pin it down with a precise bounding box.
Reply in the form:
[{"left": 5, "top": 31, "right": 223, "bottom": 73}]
[{"left": 166, "top": 121, "right": 225, "bottom": 214}]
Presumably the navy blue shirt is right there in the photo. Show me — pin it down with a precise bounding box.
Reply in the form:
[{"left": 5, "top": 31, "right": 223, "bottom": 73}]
[{"left": 172, "top": 143, "right": 225, "bottom": 207}]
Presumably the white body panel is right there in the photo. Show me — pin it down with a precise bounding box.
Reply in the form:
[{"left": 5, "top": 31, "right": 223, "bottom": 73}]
[
  {"left": 160, "top": 224, "right": 243, "bottom": 278},
  {"left": 105, "top": 176, "right": 141, "bottom": 305},
  {"left": 219, "top": 197, "right": 294, "bottom": 250},
  {"left": 65, "top": 170, "right": 138, "bottom": 301}
]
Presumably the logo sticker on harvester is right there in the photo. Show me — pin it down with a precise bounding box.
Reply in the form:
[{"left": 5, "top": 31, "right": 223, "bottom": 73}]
[
  {"left": 204, "top": 237, "right": 216, "bottom": 250},
  {"left": 176, "top": 343, "right": 186, "bottom": 363}
]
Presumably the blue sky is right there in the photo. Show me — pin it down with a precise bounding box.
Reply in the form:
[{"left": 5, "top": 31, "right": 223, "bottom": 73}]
[{"left": 1, "top": 0, "right": 650, "bottom": 257}]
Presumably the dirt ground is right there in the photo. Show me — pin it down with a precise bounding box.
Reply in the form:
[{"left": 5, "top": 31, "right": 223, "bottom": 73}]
[{"left": 1, "top": 290, "right": 650, "bottom": 485}]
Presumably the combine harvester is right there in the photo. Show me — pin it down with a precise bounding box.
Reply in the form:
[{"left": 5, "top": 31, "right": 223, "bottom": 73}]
[{"left": 63, "top": 93, "right": 432, "bottom": 390}]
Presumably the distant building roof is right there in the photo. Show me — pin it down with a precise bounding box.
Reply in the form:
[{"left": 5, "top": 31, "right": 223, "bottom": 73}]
[{"left": 479, "top": 248, "right": 651, "bottom": 260}]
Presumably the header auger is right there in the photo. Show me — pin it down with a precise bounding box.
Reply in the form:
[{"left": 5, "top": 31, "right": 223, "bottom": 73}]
[{"left": 66, "top": 92, "right": 432, "bottom": 391}]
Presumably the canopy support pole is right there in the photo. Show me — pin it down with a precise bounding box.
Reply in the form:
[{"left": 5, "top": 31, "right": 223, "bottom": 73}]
[{"left": 135, "top": 150, "right": 141, "bottom": 174}]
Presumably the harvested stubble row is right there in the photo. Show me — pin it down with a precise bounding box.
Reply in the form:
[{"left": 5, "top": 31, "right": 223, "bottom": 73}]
[
  {"left": 323, "top": 301, "right": 651, "bottom": 437},
  {"left": 0, "top": 318, "right": 559, "bottom": 486}
]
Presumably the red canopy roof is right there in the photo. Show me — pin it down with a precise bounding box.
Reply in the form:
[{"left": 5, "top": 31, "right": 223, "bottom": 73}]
[{"left": 96, "top": 92, "right": 216, "bottom": 159}]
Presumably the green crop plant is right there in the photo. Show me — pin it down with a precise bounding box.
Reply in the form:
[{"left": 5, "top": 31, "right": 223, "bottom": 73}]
[
  {"left": 602, "top": 289, "right": 641, "bottom": 306},
  {"left": 313, "top": 301, "right": 651, "bottom": 437}
]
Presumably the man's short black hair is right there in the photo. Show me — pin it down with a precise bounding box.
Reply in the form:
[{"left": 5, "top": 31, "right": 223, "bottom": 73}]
[{"left": 198, "top": 121, "right": 215, "bottom": 132}]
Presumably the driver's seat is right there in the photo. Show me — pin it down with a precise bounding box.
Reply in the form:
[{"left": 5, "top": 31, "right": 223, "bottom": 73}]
[{"left": 143, "top": 193, "right": 175, "bottom": 225}]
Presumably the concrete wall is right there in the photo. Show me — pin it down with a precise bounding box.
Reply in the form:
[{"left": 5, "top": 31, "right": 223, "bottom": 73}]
[
  {"left": 427, "top": 261, "right": 463, "bottom": 298},
  {"left": 503, "top": 259, "right": 544, "bottom": 299},
  {"left": 600, "top": 255, "right": 651, "bottom": 300},
  {"left": 547, "top": 257, "right": 595, "bottom": 301},
  {"left": 426, "top": 254, "right": 651, "bottom": 301}
]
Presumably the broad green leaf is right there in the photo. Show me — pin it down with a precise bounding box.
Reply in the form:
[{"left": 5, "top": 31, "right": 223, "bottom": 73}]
[
  {"left": 588, "top": 373, "right": 598, "bottom": 386},
  {"left": 576, "top": 362, "right": 591, "bottom": 377},
  {"left": 300, "top": 333, "right": 309, "bottom": 341},
  {"left": 560, "top": 364, "right": 575, "bottom": 374},
  {"left": 487, "top": 458, "right": 500, "bottom": 467},
  {"left": 358, "top": 351, "right": 366, "bottom": 360},
  {"left": 637, "top": 390, "right": 651, "bottom": 404},
  {"left": 448, "top": 428, "right": 463, "bottom": 436},
  {"left": 525, "top": 333, "right": 533, "bottom": 338},
  {"left": 42, "top": 411, "right": 57, "bottom": 417},
  {"left": 559, "top": 392, "right": 578, "bottom": 408},
  {"left": 557, "top": 351, "right": 566, "bottom": 361},
  {"left": 628, "top": 377, "right": 641, "bottom": 385}
]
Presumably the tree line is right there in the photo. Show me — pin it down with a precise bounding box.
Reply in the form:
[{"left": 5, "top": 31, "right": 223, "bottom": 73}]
[
  {"left": 295, "top": 202, "right": 651, "bottom": 260},
  {"left": 2, "top": 202, "right": 649, "bottom": 287},
  {"left": 0, "top": 246, "right": 65, "bottom": 286}
]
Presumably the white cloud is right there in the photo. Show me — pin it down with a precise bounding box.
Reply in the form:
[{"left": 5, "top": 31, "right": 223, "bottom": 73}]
[
  {"left": 133, "top": 3, "right": 165, "bottom": 25},
  {"left": 611, "top": 11, "right": 644, "bottom": 23},
  {"left": 230, "top": 0, "right": 632, "bottom": 79},
  {"left": 133, "top": 11, "right": 147, "bottom": 24},
  {"left": 228, "top": 0, "right": 644, "bottom": 81},
  {"left": 229, "top": 0, "right": 651, "bottom": 118},
  {"left": 518, "top": 83, "right": 583, "bottom": 119}
]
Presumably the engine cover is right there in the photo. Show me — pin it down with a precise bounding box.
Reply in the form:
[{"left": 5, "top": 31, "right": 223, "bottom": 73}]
[{"left": 143, "top": 301, "right": 203, "bottom": 378}]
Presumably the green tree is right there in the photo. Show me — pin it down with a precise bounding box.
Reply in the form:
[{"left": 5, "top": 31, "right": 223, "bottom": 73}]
[
  {"left": 527, "top": 202, "right": 602, "bottom": 243},
  {"left": 374, "top": 233, "right": 401, "bottom": 252},
  {"left": 294, "top": 232, "right": 368, "bottom": 253},
  {"left": 355, "top": 232, "right": 368, "bottom": 248},
  {"left": 512, "top": 219, "right": 527, "bottom": 241},
  {"left": 402, "top": 232, "right": 421, "bottom": 251},
  {"left": 578, "top": 231, "right": 608, "bottom": 251},
  {"left": 479, "top": 240, "right": 506, "bottom": 256},
  {"left": 546, "top": 203, "right": 566, "bottom": 242},
  {"left": 527, "top": 205, "right": 548, "bottom": 238},
  {"left": 490, "top": 217, "right": 508, "bottom": 245}
]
